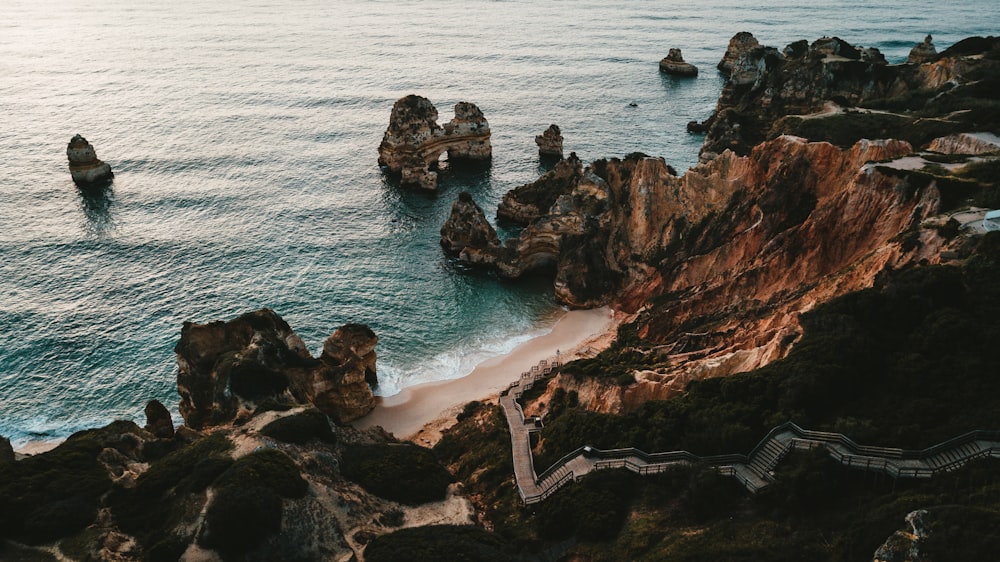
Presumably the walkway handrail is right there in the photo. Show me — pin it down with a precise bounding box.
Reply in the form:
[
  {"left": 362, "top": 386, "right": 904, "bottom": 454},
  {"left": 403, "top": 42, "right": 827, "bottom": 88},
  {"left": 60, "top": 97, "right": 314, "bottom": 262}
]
[{"left": 496, "top": 359, "right": 1000, "bottom": 505}]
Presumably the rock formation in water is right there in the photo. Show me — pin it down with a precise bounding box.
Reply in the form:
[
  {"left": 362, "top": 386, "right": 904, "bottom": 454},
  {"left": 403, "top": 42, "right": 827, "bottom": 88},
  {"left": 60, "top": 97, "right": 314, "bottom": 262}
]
[
  {"left": 699, "top": 35, "right": 1000, "bottom": 160},
  {"left": 535, "top": 124, "right": 564, "bottom": 157},
  {"left": 175, "top": 308, "right": 378, "bottom": 428},
  {"left": 717, "top": 31, "right": 760, "bottom": 74},
  {"left": 143, "top": 399, "right": 175, "bottom": 439},
  {"left": 496, "top": 152, "right": 583, "bottom": 225},
  {"left": 377, "top": 95, "right": 492, "bottom": 190},
  {"left": 908, "top": 34, "right": 938, "bottom": 63},
  {"left": 66, "top": 134, "right": 114, "bottom": 187},
  {"left": 440, "top": 192, "right": 501, "bottom": 267},
  {"left": 659, "top": 48, "right": 698, "bottom": 76}
]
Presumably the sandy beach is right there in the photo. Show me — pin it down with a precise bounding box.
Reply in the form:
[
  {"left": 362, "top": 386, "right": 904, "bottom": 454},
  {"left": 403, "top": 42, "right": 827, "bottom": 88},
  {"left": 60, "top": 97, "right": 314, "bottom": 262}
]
[{"left": 353, "top": 306, "right": 617, "bottom": 444}]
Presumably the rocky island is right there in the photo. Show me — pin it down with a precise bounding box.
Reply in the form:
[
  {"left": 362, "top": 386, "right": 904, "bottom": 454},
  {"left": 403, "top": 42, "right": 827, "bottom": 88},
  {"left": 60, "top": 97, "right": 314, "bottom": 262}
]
[
  {"left": 377, "top": 95, "right": 492, "bottom": 190},
  {"left": 3, "top": 33, "right": 1000, "bottom": 561},
  {"left": 67, "top": 134, "right": 114, "bottom": 187}
]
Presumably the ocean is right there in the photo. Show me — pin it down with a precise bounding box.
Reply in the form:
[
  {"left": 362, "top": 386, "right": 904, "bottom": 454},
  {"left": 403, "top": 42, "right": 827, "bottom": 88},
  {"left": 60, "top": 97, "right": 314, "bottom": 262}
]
[{"left": 1, "top": 0, "right": 997, "bottom": 447}]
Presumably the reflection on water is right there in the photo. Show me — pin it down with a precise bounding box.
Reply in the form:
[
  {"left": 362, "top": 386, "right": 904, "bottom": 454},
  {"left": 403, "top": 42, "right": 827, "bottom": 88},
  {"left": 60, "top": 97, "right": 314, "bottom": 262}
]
[{"left": 77, "top": 182, "right": 116, "bottom": 236}]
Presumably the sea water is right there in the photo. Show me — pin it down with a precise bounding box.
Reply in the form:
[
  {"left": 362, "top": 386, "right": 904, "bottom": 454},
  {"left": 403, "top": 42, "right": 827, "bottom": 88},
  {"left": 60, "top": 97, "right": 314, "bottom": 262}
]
[{"left": 1, "top": 0, "right": 997, "bottom": 447}]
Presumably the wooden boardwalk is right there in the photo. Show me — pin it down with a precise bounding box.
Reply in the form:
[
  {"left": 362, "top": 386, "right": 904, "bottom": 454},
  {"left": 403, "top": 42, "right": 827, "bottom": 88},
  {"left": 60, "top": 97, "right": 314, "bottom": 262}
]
[{"left": 499, "top": 360, "right": 1000, "bottom": 505}]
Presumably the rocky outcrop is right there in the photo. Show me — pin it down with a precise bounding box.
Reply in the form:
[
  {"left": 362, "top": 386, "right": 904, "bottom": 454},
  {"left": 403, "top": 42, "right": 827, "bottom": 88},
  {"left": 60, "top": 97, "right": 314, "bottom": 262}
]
[
  {"left": 908, "top": 35, "right": 938, "bottom": 64},
  {"left": 659, "top": 48, "right": 698, "bottom": 77},
  {"left": 535, "top": 124, "right": 564, "bottom": 157},
  {"left": 440, "top": 192, "right": 501, "bottom": 266},
  {"left": 287, "top": 324, "right": 379, "bottom": 423},
  {"left": 175, "top": 308, "right": 378, "bottom": 428},
  {"left": 377, "top": 95, "right": 491, "bottom": 190},
  {"left": 444, "top": 152, "right": 683, "bottom": 308},
  {"left": 497, "top": 152, "right": 583, "bottom": 225},
  {"left": 718, "top": 32, "right": 760, "bottom": 74},
  {"left": 927, "top": 132, "right": 1000, "bottom": 155},
  {"left": 873, "top": 510, "right": 931, "bottom": 562},
  {"left": 67, "top": 134, "right": 113, "bottom": 187},
  {"left": 0, "top": 435, "right": 13, "bottom": 463},
  {"left": 699, "top": 35, "right": 1000, "bottom": 160},
  {"left": 143, "top": 399, "right": 174, "bottom": 439}
]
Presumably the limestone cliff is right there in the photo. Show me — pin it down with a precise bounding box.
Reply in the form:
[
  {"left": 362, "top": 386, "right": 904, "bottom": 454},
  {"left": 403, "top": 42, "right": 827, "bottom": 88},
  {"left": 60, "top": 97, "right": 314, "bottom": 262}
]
[
  {"left": 700, "top": 35, "right": 1000, "bottom": 160},
  {"left": 377, "top": 94, "right": 491, "bottom": 190},
  {"left": 67, "top": 134, "right": 113, "bottom": 187},
  {"left": 175, "top": 308, "right": 378, "bottom": 427},
  {"left": 717, "top": 31, "right": 760, "bottom": 74}
]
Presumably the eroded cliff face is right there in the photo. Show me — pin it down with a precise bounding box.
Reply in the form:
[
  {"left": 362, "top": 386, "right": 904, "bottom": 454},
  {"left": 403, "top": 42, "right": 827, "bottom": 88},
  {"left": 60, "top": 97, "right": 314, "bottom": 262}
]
[
  {"left": 701, "top": 34, "right": 1000, "bottom": 159},
  {"left": 521, "top": 135, "right": 956, "bottom": 416},
  {"left": 377, "top": 94, "right": 491, "bottom": 190},
  {"left": 176, "top": 308, "right": 378, "bottom": 428}
]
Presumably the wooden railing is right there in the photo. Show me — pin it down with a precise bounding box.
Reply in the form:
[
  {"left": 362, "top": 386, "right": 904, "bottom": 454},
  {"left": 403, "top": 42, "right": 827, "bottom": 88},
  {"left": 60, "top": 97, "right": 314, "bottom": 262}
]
[{"left": 499, "top": 363, "right": 1000, "bottom": 505}]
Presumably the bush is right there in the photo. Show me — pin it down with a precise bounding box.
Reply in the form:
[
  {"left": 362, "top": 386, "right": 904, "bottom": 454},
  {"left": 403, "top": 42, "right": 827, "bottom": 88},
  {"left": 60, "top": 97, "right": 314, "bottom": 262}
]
[
  {"left": 213, "top": 448, "right": 308, "bottom": 499},
  {"left": 341, "top": 443, "right": 452, "bottom": 505},
  {"left": 111, "top": 433, "right": 233, "bottom": 550},
  {"left": 198, "top": 449, "right": 307, "bottom": 558},
  {"left": 536, "top": 470, "right": 634, "bottom": 541},
  {"left": 201, "top": 485, "right": 283, "bottom": 558},
  {"left": 0, "top": 435, "right": 111, "bottom": 544},
  {"left": 260, "top": 409, "right": 336, "bottom": 445}
]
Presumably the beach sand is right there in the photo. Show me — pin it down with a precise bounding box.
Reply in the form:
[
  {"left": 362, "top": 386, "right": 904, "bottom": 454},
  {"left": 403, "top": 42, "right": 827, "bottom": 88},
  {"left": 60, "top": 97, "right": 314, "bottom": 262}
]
[{"left": 353, "top": 306, "right": 617, "bottom": 445}]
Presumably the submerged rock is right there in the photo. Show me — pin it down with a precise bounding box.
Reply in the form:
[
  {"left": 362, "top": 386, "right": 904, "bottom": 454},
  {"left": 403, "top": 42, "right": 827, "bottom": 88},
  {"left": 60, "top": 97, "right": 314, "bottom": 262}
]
[
  {"left": 535, "top": 124, "right": 565, "bottom": 157},
  {"left": 67, "top": 134, "right": 113, "bottom": 187},
  {"left": 175, "top": 308, "right": 379, "bottom": 428},
  {"left": 377, "top": 95, "right": 491, "bottom": 190},
  {"left": 659, "top": 48, "right": 698, "bottom": 77}
]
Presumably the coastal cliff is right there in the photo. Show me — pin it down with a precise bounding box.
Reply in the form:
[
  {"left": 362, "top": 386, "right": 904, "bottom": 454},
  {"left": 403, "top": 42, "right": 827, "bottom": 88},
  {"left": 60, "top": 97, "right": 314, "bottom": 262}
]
[
  {"left": 176, "top": 308, "right": 378, "bottom": 427},
  {"left": 444, "top": 34, "right": 1000, "bottom": 412}
]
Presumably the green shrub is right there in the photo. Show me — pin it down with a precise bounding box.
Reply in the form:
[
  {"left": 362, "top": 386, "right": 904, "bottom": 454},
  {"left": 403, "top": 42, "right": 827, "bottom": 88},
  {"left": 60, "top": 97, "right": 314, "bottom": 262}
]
[
  {"left": 213, "top": 448, "right": 308, "bottom": 499},
  {"left": 260, "top": 409, "right": 336, "bottom": 445},
  {"left": 536, "top": 469, "right": 634, "bottom": 541},
  {"left": 341, "top": 443, "right": 451, "bottom": 505},
  {"left": 197, "top": 448, "right": 307, "bottom": 558},
  {"left": 0, "top": 435, "right": 111, "bottom": 544},
  {"left": 111, "top": 433, "right": 233, "bottom": 550},
  {"left": 201, "top": 485, "right": 283, "bottom": 558}
]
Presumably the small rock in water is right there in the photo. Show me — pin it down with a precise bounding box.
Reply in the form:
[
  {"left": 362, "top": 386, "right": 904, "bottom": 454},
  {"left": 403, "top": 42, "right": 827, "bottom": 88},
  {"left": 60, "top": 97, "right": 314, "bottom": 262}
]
[
  {"left": 659, "top": 48, "right": 698, "bottom": 77},
  {"left": 67, "top": 134, "right": 114, "bottom": 187}
]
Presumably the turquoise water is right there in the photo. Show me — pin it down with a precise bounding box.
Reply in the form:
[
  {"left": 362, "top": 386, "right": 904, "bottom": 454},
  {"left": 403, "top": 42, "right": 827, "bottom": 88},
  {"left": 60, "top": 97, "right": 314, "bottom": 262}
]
[{"left": 1, "top": 0, "right": 997, "bottom": 446}]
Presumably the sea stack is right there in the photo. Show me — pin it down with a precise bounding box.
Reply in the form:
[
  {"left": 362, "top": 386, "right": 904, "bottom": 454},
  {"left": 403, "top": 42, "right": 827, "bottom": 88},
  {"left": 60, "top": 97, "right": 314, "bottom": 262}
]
[
  {"left": 907, "top": 34, "right": 937, "bottom": 63},
  {"left": 718, "top": 31, "right": 760, "bottom": 75},
  {"left": 377, "top": 94, "right": 492, "bottom": 190},
  {"left": 659, "top": 48, "right": 698, "bottom": 76},
  {"left": 66, "top": 134, "right": 113, "bottom": 187},
  {"left": 535, "top": 124, "right": 564, "bottom": 158}
]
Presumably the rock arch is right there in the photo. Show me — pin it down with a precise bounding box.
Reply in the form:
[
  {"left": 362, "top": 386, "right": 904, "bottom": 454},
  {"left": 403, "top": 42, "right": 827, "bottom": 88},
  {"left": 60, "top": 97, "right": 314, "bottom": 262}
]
[{"left": 377, "top": 95, "right": 491, "bottom": 190}]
